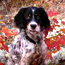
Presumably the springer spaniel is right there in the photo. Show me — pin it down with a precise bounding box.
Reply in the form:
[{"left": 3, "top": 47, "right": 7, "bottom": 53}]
[{"left": 8, "top": 6, "right": 50, "bottom": 65}]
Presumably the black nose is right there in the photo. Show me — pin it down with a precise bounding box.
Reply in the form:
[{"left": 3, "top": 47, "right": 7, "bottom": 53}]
[{"left": 31, "top": 24, "right": 36, "bottom": 29}]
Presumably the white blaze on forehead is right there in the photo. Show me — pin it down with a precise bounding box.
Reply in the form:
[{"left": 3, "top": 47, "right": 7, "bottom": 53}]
[
  {"left": 32, "top": 9, "right": 35, "bottom": 18},
  {"left": 32, "top": 9, "right": 35, "bottom": 12}
]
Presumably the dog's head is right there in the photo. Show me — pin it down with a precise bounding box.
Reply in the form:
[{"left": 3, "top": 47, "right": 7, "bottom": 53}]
[{"left": 14, "top": 7, "right": 50, "bottom": 32}]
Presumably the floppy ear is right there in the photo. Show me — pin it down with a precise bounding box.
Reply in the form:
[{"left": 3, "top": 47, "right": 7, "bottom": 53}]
[
  {"left": 38, "top": 7, "right": 50, "bottom": 28},
  {"left": 14, "top": 8, "right": 27, "bottom": 29}
]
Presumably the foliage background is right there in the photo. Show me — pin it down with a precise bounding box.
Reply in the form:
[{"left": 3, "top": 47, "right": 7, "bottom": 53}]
[{"left": 0, "top": 0, "right": 65, "bottom": 65}]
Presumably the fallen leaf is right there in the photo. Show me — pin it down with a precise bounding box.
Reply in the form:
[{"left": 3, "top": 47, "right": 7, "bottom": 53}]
[
  {"left": 0, "top": 21, "right": 5, "bottom": 24},
  {"left": 34, "top": 1, "right": 37, "bottom": 4},
  {"left": 47, "top": 10, "right": 59, "bottom": 16},
  {"left": 0, "top": 41, "right": 9, "bottom": 51},
  {"left": 46, "top": 51, "right": 52, "bottom": 60},
  {"left": 61, "top": 21, "right": 65, "bottom": 25},
  {"left": 61, "top": 4, "right": 64, "bottom": 8},
  {"left": 60, "top": 29, "right": 65, "bottom": 33},
  {"left": 0, "top": 15, "right": 3, "bottom": 19},
  {"left": 0, "top": 62, "right": 4, "bottom": 65},
  {"left": 0, "top": 36, "right": 4, "bottom": 41},
  {"left": 53, "top": 18, "right": 58, "bottom": 23},
  {"left": 43, "top": 3, "right": 47, "bottom": 7},
  {"left": 33, "top": 61, "right": 37, "bottom": 65},
  {"left": 1, "top": 27, "right": 17, "bottom": 38},
  {"left": 49, "top": 0, "right": 53, "bottom": 5}
]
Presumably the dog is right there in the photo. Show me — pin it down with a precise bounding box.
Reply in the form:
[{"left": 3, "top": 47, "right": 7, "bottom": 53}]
[{"left": 8, "top": 6, "right": 50, "bottom": 65}]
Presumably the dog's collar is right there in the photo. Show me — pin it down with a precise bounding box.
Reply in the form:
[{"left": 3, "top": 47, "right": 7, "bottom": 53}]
[
  {"left": 26, "top": 35, "right": 36, "bottom": 44},
  {"left": 25, "top": 32, "right": 41, "bottom": 44}
]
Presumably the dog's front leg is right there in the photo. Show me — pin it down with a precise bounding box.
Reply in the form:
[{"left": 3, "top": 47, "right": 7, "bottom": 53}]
[
  {"left": 41, "top": 41, "right": 48, "bottom": 65},
  {"left": 20, "top": 59, "right": 30, "bottom": 65}
]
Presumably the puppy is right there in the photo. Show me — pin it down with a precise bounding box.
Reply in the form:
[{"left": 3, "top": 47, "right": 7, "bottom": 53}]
[{"left": 8, "top": 6, "right": 50, "bottom": 65}]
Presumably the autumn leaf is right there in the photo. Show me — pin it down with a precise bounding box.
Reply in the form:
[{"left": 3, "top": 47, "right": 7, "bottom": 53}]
[
  {"left": 45, "top": 39, "right": 50, "bottom": 49},
  {"left": 49, "top": 0, "right": 53, "bottom": 5},
  {"left": 47, "top": 10, "right": 59, "bottom": 16},
  {"left": 43, "top": 3, "right": 47, "bottom": 7},
  {"left": 0, "top": 15, "right": 3, "bottom": 19},
  {"left": 0, "top": 47, "right": 4, "bottom": 50},
  {"left": 53, "top": 18, "right": 58, "bottom": 23},
  {"left": 34, "top": 1, "right": 37, "bottom": 4},
  {"left": 59, "top": 36, "right": 65, "bottom": 45},
  {"left": 53, "top": 24, "right": 60, "bottom": 27},
  {"left": 46, "top": 51, "right": 52, "bottom": 60},
  {"left": 0, "top": 36, "right": 4, "bottom": 41},
  {"left": 33, "top": 61, "right": 37, "bottom": 65},
  {"left": 61, "top": 21, "right": 65, "bottom": 25},
  {"left": 49, "top": 26, "right": 53, "bottom": 31},
  {"left": 46, "top": 50, "right": 58, "bottom": 61},
  {"left": 0, "top": 62, "right": 4, "bottom": 65},
  {"left": 0, "top": 21, "right": 5, "bottom": 24},
  {"left": 60, "top": 29, "right": 65, "bottom": 33},
  {"left": 52, "top": 50, "right": 57, "bottom": 53},
  {"left": 1, "top": 27, "right": 17, "bottom": 38},
  {"left": 45, "top": 35, "right": 60, "bottom": 50},
  {"left": 0, "top": 41, "right": 8, "bottom": 51}
]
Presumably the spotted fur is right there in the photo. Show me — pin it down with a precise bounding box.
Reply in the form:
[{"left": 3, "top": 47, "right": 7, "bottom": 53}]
[{"left": 8, "top": 6, "right": 50, "bottom": 65}]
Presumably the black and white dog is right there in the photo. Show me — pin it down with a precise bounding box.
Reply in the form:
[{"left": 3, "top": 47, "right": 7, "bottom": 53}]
[{"left": 8, "top": 6, "right": 50, "bottom": 65}]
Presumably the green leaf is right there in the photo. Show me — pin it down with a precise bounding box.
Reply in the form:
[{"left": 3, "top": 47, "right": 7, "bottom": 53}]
[
  {"left": 43, "top": 3, "right": 47, "bottom": 7},
  {"left": 2, "top": 39, "right": 5, "bottom": 42}
]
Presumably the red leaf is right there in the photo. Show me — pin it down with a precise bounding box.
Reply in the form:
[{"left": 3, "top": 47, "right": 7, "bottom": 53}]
[
  {"left": 45, "top": 39, "right": 50, "bottom": 49},
  {"left": 46, "top": 51, "right": 52, "bottom": 60},
  {"left": 47, "top": 10, "right": 59, "bottom": 16},
  {"left": 60, "top": 29, "right": 65, "bottom": 33},
  {"left": 33, "top": 61, "right": 37, "bottom": 65},
  {"left": 53, "top": 18, "right": 58, "bottom": 23},
  {"left": 34, "top": 1, "right": 37, "bottom": 4},
  {"left": 45, "top": 35, "right": 61, "bottom": 50},
  {"left": 49, "top": 26, "right": 53, "bottom": 31},
  {"left": 0, "top": 36, "right": 4, "bottom": 41},
  {"left": 2, "top": 43, "right": 9, "bottom": 51},
  {"left": 54, "top": 24, "right": 60, "bottom": 27},
  {"left": 1, "top": 27, "right": 17, "bottom": 38},
  {"left": 0, "top": 62, "right": 4, "bottom": 65},
  {"left": 61, "top": 21, "right": 65, "bottom": 25},
  {"left": 0, "top": 41, "right": 9, "bottom": 51},
  {"left": 59, "top": 36, "right": 65, "bottom": 45}
]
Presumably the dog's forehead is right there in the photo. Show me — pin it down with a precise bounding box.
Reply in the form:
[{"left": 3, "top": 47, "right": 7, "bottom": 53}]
[
  {"left": 25, "top": 7, "right": 40, "bottom": 15},
  {"left": 26, "top": 7, "right": 37, "bottom": 13},
  {"left": 30, "top": 7, "right": 36, "bottom": 12}
]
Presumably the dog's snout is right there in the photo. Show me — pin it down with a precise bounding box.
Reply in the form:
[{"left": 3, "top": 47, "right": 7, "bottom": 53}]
[{"left": 31, "top": 24, "right": 36, "bottom": 29}]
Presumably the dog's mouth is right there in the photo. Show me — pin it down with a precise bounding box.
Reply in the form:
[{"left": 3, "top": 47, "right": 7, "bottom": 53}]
[
  {"left": 26, "top": 29, "right": 40, "bottom": 35},
  {"left": 30, "top": 30, "right": 36, "bottom": 32},
  {"left": 29, "top": 29, "right": 40, "bottom": 33}
]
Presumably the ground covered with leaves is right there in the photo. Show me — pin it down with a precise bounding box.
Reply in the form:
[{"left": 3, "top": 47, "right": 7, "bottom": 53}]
[{"left": 0, "top": 0, "right": 65, "bottom": 65}]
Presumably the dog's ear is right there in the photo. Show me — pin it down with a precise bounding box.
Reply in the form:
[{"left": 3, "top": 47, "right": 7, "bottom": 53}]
[
  {"left": 14, "top": 8, "right": 27, "bottom": 29},
  {"left": 38, "top": 7, "right": 50, "bottom": 28}
]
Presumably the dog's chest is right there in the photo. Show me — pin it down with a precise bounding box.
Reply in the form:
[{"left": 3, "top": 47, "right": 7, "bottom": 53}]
[
  {"left": 9, "top": 33, "right": 47, "bottom": 65},
  {"left": 20, "top": 38, "right": 36, "bottom": 57}
]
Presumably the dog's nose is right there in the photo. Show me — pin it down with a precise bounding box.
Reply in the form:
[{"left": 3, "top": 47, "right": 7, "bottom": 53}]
[{"left": 31, "top": 24, "right": 36, "bottom": 29}]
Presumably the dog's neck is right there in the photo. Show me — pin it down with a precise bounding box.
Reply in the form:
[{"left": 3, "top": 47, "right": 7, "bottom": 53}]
[
  {"left": 25, "top": 30, "right": 43, "bottom": 44},
  {"left": 20, "top": 29, "right": 44, "bottom": 44}
]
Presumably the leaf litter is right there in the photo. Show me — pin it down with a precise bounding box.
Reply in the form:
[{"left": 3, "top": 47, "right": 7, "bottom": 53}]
[{"left": 0, "top": 0, "right": 65, "bottom": 65}]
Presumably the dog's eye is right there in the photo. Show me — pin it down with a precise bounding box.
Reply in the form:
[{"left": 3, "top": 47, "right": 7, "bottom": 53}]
[
  {"left": 36, "top": 16, "right": 40, "bottom": 19},
  {"left": 35, "top": 14, "right": 40, "bottom": 19},
  {"left": 25, "top": 14, "right": 31, "bottom": 19},
  {"left": 26, "top": 16, "right": 30, "bottom": 19}
]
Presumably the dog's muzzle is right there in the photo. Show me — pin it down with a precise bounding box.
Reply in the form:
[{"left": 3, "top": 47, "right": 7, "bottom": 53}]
[{"left": 30, "top": 21, "right": 37, "bottom": 29}]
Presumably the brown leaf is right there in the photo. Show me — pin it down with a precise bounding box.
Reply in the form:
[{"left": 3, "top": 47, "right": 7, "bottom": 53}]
[{"left": 0, "top": 15, "right": 3, "bottom": 19}]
